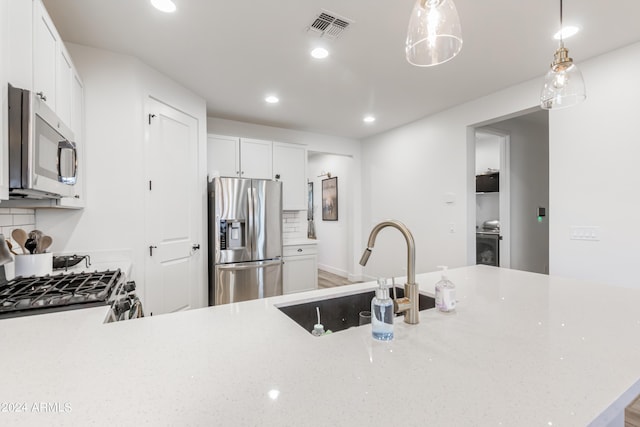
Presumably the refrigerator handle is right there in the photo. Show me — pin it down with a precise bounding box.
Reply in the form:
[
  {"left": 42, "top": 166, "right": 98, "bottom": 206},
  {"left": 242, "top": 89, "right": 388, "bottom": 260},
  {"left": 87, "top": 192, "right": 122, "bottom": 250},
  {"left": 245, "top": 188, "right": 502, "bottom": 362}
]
[
  {"left": 247, "top": 186, "right": 255, "bottom": 255},
  {"left": 215, "top": 259, "right": 282, "bottom": 271}
]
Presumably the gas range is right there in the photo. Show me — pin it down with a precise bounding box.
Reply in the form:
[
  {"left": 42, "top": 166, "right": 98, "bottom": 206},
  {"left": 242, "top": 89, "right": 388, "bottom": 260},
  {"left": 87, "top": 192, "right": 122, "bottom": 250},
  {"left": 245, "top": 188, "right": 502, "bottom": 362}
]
[{"left": 0, "top": 269, "right": 143, "bottom": 321}]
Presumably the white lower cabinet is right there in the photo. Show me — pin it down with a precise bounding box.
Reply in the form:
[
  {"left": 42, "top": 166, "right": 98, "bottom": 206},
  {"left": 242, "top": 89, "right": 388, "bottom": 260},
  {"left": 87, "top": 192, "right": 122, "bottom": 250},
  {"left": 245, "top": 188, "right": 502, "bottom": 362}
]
[{"left": 283, "top": 243, "right": 318, "bottom": 295}]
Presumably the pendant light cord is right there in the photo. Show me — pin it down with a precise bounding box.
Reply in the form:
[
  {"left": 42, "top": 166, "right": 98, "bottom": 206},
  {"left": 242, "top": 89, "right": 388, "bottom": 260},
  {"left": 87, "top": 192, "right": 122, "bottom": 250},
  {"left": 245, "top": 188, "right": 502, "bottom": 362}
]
[{"left": 559, "top": 0, "right": 564, "bottom": 46}]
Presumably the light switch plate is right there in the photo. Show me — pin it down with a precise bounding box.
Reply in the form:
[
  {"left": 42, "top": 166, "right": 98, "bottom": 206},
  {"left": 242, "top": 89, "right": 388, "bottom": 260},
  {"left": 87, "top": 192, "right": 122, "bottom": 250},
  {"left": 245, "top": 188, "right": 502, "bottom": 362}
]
[
  {"left": 443, "top": 192, "right": 456, "bottom": 204},
  {"left": 570, "top": 226, "right": 600, "bottom": 241}
]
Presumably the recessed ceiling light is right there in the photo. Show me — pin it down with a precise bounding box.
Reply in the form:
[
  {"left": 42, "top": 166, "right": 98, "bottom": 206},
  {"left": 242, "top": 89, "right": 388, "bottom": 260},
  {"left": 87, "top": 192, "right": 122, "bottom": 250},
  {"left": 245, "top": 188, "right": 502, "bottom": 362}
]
[
  {"left": 553, "top": 26, "right": 579, "bottom": 40},
  {"left": 311, "top": 47, "right": 329, "bottom": 59},
  {"left": 150, "top": 0, "right": 176, "bottom": 13},
  {"left": 363, "top": 115, "right": 376, "bottom": 123},
  {"left": 265, "top": 96, "right": 279, "bottom": 104}
]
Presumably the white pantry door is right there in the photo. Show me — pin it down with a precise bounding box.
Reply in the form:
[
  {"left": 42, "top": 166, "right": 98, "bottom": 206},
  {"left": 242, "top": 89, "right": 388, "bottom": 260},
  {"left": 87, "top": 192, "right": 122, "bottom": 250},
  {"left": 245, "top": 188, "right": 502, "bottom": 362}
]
[{"left": 145, "top": 97, "right": 202, "bottom": 316}]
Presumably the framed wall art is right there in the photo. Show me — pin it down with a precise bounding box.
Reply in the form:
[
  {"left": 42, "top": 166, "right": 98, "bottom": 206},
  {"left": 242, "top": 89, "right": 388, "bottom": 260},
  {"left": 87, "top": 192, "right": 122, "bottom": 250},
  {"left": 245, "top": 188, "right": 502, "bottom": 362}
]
[
  {"left": 322, "top": 177, "right": 338, "bottom": 221},
  {"left": 307, "top": 182, "right": 313, "bottom": 221}
]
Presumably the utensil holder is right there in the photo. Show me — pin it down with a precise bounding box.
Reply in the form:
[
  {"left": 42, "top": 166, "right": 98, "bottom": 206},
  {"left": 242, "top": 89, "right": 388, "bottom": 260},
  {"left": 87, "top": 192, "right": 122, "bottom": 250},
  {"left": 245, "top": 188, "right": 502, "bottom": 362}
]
[{"left": 14, "top": 253, "right": 53, "bottom": 277}]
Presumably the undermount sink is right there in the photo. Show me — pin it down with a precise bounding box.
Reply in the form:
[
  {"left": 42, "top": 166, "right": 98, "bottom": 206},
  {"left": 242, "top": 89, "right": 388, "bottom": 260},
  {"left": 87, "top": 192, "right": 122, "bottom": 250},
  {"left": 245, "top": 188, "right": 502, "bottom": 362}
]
[{"left": 277, "top": 287, "right": 435, "bottom": 335}]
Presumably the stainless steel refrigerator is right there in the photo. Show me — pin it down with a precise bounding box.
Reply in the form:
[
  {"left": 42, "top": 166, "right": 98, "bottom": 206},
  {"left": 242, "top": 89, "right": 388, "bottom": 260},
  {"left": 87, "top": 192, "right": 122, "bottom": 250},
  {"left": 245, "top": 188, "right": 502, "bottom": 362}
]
[{"left": 208, "top": 177, "right": 283, "bottom": 305}]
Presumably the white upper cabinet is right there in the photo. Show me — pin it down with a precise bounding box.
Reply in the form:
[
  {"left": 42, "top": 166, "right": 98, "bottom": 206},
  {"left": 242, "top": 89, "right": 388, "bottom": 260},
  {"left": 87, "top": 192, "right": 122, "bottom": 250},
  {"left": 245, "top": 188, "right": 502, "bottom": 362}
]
[
  {"left": 273, "top": 142, "right": 307, "bottom": 211},
  {"left": 240, "top": 138, "right": 272, "bottom": 179},
  {"left": 55, "top": 43, "right": 73, "bottom": 127},
  {"left": 2, "top": 0, "right": 85, "bottom": 206},
  {"left": 207, "top": 136, "right": 307, "bottom": 209},
  {"left": 207, "top": 136, "right": 273, "bottom": 180},
  {"left": 56, "top": 70, "right": 85, "bottom": 208},
  {"left": 6, "top": 0, "right": 32, "bottom": 91},
  {"left": 207, "top": 134, "right": 240, "bottom": 178},
  {"left": 33, "top": 0, "right": 57, "bottom": 110},
  {"left": 7, "top": 0, "right": 80, "bottom": 128}
]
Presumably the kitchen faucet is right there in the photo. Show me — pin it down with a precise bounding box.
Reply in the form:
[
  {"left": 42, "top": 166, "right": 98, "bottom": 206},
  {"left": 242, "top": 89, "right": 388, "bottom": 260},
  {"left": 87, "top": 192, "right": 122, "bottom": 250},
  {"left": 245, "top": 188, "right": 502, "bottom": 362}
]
[{"left": 359, "top": 220, "right": 419, "bottom": 324}]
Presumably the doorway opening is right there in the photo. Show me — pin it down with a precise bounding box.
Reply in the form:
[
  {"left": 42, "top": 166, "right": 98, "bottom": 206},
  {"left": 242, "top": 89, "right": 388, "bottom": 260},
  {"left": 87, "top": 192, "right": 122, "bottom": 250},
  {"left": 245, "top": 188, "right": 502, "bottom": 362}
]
[
  {"left": 475, "top": 129, "right": 510, "bottom": 268},
  {"left": 307, "top": 152, "right": 355, "bottom": 282},
  {"left": 468, "top": 109, "right": 550, "bottom": 274}
]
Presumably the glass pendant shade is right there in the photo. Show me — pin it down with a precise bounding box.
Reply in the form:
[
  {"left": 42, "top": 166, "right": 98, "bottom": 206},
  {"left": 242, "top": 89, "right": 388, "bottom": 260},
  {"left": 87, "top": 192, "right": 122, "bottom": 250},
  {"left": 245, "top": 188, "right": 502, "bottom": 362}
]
[
  {"left": 405, "top": 0, "right": 463, "bottom": 67},
  {"left": 540, "top": 45, "right": 586, "bottom": 109}
]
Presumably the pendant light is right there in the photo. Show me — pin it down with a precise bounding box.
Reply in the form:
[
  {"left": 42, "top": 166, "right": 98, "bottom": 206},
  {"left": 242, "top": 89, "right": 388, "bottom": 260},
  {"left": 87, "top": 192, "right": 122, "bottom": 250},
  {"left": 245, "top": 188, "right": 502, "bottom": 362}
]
[
  {"left": 405, "top": 0, "right": 463, "bottom": 67},
  {"left": 540, "top": 0, "right": 586, "bottom": 109}
]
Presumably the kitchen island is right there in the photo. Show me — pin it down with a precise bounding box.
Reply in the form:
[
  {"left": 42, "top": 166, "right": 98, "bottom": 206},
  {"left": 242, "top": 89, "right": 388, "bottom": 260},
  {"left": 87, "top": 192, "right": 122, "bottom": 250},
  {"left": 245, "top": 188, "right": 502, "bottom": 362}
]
[{"left": 1, "top": 265, "right": 639, "bottom": 426}]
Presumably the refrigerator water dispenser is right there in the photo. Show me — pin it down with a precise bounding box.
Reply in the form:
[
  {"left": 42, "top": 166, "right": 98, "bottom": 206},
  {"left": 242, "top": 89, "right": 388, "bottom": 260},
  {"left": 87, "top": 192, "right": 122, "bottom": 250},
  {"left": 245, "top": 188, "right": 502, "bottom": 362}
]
[{"left": 219, "top": 220, "right": 245, "bottom": 250}]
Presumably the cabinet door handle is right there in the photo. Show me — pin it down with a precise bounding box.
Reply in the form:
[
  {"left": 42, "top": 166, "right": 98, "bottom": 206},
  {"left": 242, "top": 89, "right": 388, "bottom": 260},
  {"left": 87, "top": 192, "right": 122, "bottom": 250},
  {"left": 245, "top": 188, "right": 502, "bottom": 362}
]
[
  {"left": 297, "top": 248, "right": 303, "bottom": 252},
  {"left": 149, "top": 245, "right": 157, "bottom": 256},
  {"left": 36, "top": 91, "right": 47, "bottom": 101}
]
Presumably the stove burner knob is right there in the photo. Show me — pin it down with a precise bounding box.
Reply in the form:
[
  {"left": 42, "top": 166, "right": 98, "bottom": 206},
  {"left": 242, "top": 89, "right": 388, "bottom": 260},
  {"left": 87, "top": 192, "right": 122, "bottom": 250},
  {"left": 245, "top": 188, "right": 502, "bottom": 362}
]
[
  {"left": 113, "top": 300, "right": 132, "bottom": 316},
  {"left": 124, "top": 281, "right": 136, "bottom": 293}
]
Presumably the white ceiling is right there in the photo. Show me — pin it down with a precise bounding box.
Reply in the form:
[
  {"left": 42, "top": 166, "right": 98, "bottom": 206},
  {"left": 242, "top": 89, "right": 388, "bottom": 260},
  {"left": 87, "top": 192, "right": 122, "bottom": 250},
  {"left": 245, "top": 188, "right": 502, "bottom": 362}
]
[{"left": 42, "top": 0, "right": 640, "bottom": 139}]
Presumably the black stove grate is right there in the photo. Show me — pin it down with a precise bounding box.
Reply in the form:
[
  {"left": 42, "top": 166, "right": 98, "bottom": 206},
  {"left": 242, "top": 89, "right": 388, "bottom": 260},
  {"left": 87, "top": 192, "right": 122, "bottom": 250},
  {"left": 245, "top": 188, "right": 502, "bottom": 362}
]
[{"left": 0, "top": 270, "right": 123, "bottom": 318}]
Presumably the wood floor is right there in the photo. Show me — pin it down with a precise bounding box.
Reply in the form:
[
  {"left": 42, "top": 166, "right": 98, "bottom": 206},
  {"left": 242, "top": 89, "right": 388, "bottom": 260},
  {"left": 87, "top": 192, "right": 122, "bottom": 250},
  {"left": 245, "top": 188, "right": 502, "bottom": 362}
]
[
  {"left": 317, "top": 269, "right": 360, "bottom": 289},
  {"left": 627, "top": 394, "right": 640, "bottom": 427}
]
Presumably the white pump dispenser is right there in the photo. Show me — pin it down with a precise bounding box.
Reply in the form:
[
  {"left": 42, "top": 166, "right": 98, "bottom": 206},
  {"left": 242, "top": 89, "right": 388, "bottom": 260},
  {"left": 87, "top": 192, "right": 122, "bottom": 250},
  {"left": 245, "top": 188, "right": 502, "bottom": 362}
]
[
  {"left": 435, "top": 266, "right": 456, "bottom": 312},
  {"left": 311, "top": 306, "right": 325, "bottom": 336}
]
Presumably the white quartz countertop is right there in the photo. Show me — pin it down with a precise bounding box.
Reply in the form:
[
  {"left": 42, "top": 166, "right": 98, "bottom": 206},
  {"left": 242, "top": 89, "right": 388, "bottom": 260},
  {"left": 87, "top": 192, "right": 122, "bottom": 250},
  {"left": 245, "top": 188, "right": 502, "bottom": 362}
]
[
  {"left": 1, "top": 266, "right": 639, "bottom": 426},
  {"left": 283, "top": 238, "right": 318, "bottom": 246}
]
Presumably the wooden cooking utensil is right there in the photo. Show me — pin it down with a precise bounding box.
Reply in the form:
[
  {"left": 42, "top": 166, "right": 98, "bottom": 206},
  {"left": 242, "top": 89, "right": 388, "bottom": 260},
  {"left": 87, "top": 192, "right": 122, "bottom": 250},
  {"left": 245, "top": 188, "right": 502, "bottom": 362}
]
[
  {"left": 11, "top": 229, "right": 28, "bottom": 255},
  {"left": 5, "top": 240, "right": 18, "bottom": 256},
  {"left": 37, "top": 235, "right": 53, "bottom": 254}
]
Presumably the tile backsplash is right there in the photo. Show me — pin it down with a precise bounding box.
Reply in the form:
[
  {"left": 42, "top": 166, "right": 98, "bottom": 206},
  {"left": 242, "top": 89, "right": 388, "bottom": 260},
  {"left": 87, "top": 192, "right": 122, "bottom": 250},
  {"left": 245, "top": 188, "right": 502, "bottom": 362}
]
[
  {"left": 0, "top": 208, "right": 36, "bottom": 244},
  {"left": 283, "top": 210, "right": 307, "bottom": 241}
]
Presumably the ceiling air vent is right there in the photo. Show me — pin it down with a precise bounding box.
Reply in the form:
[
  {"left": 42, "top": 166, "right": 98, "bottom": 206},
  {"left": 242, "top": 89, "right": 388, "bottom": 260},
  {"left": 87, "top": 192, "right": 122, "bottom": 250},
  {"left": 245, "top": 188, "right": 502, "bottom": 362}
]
[{"left": 307, "top": 10, "right": 353, "bottom": 39}]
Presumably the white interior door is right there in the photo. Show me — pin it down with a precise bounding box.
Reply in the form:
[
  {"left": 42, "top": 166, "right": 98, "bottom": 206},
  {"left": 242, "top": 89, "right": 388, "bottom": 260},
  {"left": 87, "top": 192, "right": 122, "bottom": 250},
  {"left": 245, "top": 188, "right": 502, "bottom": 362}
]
[{"left": 145, "top": 97, "right": 202, "bottom": 316}]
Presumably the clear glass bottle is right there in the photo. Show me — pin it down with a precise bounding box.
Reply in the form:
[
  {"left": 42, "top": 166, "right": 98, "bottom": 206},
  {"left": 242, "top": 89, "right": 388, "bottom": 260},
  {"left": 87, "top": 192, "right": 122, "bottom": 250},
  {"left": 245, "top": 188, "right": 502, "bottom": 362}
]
[
  {"left": 371, "top": 278, "right": 394, "bottom": 341},
  {"left": 435, "top": 266, "right": 456, "bottom": 312}
]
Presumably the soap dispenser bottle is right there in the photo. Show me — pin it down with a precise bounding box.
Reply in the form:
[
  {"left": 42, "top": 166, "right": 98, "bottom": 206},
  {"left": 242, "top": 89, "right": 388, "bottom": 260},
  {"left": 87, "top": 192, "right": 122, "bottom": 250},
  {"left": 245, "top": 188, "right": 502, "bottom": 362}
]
[
  {"left": 435, "top": 266, "right": 456, "bottom": 312},
  {"left": 371, "top": 278, "right": 394, "bottom": 341}
]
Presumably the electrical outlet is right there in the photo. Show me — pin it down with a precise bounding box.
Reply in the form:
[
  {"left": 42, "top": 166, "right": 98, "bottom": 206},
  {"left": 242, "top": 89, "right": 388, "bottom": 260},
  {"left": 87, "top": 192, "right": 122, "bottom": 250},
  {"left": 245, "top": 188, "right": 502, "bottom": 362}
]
[{"left": 570, "top": 226, "right": 600, "bottom": 241}]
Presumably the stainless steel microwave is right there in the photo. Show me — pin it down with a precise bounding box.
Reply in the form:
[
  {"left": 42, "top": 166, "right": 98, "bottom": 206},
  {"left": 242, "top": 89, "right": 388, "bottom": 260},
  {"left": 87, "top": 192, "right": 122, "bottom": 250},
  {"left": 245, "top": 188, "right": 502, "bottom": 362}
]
[{"left": 8, "top": 84, "right": 77, "bottom": 199}]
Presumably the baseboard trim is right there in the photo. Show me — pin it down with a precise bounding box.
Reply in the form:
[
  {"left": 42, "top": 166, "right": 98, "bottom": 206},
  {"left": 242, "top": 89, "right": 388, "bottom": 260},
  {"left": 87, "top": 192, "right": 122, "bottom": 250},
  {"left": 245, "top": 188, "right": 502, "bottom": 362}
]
[
  {"left": 317, "top": 264, "right": 348, "bottom": 278},
  {"left": 348, "top": 274, "right": 364, "bottom": 282}
]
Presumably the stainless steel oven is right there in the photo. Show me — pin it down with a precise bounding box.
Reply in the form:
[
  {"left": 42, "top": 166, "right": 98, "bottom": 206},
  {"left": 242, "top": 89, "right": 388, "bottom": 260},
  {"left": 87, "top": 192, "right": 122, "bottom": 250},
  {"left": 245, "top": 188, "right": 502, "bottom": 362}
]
[
  {"left": 8, "top": 84, "right": 78, "bottom": 199},
  {"left": 476, "top": 231, "right": 500, "bottom": 267}
]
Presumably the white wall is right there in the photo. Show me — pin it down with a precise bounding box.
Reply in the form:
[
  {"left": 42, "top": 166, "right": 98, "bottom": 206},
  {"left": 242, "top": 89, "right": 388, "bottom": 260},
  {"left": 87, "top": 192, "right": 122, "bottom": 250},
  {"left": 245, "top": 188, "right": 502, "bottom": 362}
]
[
  {"left": 361, "top": 41, "right": 640, "bottom": 289},
  {"left": 36, "top": 43, "right": 208, "bottom": 306},
  {"left": 207, "top": 117, "right": 360, "bottom": 157},
  {"left": 307, "top": 153, "right": 352, "bottom": 277},
  {"left": 549, "top": 42, "right": 640, "bottom": 288},
  {"left": 207, "top": 117, "right": 365, "bottom": 281},
  {"left": 0, "top": 208, "right": 36, "bottom": 246}
]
